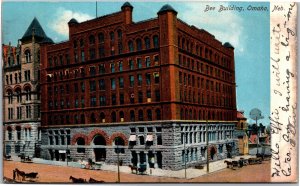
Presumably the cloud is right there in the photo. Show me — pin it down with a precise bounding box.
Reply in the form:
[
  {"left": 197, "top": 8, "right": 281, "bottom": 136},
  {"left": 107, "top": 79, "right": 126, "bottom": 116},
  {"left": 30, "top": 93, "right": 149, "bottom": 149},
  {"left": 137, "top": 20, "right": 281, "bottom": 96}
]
[
  {"left": 50, "top": 7, "right": 93, "bottom": 37},
  {"left": 178, "top": 2, "right": 245, "bottom": 53}
]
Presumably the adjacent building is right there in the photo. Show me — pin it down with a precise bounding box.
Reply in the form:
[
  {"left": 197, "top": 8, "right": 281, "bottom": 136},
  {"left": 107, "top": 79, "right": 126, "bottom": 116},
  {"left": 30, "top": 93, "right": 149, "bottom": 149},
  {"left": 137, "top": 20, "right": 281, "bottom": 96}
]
[
  {"left": 235, "top": 111, "right": 249, "bottom": 155},
  {"left": 2, "top": 18, "right": 53, "bottom": 158},
  {"left": 39, "top": 3, "right": 237, "bottom": 170}
]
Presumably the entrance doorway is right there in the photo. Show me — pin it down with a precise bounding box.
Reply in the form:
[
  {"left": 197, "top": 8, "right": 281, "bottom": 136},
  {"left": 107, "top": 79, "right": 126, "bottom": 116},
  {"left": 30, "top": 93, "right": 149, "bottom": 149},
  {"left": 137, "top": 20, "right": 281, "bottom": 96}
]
[
  {"left": 55, "top": 150, "right": 59, "bottom": 161},
  {"left": 157, "top": 151, "right": 162, "bottom": 168},
  {"left": 210, "top": 147, "right": 216, "bottom": 160},
  {"left": 93, "top": 135, "right": 106, "bottom": 162},
  {"left": 131, "top": 151, "right": 137, "bottom": 166}
]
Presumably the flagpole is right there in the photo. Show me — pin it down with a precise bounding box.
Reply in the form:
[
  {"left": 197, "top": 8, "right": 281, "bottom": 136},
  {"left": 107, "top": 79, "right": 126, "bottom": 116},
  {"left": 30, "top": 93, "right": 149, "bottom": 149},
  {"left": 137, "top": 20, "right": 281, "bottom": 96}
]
[{"left": 96, "top": 1, "right": 98, "bottom": 18}]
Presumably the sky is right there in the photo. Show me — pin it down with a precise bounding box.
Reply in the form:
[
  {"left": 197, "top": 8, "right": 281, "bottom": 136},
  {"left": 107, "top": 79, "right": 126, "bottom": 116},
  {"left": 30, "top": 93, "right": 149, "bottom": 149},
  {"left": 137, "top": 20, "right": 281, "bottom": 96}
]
[{"left": 1, "top": 1, "right": 270, "bottom": 125}]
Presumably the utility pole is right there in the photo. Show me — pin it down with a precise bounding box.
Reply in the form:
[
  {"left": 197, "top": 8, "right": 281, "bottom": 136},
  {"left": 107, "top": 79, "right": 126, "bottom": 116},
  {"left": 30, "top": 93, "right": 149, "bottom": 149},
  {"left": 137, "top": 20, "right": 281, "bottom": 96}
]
[{"left": 206, "top": 119, "right": 209, "bottom": 173}]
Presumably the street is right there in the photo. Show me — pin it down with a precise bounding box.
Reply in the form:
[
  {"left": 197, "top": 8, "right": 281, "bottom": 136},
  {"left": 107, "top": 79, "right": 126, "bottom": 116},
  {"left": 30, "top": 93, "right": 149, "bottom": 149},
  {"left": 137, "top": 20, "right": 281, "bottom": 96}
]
[{"left": 3, "top": 160, "right": 270, "bottom": 183}]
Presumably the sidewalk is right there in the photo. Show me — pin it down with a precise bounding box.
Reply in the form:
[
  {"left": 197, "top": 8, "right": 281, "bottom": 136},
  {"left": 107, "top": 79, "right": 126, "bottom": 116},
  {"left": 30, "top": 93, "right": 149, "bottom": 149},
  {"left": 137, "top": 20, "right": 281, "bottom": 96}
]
[{"left": 21, "top": 155, "right": 255, "bottom": 179}]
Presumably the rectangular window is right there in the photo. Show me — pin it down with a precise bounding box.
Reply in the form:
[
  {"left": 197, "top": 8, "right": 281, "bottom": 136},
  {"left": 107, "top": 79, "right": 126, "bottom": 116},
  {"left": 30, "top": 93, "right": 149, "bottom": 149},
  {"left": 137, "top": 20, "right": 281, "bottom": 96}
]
[
  {"left": 81, "top": 82, "right": 85, "bottom": 92},
  {"left": 90, "top": 81, "right": 96, "bottom": 92},
  {"left": 75, "top": 98, "right": 79, "bottom": 108},
  {"left": 60, "top": 100, "right": 64, "bottom": 109},
  {"left": 111, "top": 78, "right": 116, "bottom": 90},
  {"left": 137, "top": 74, "right": 142, "bottom": 86},
  {"left": 81, "top": 98, "right": 85, "bottom": 108},
  {"left": 74, "top": 83, "right": 78, "bottom": 93},
  {"left": 146, "top": 90, "right": 151, "bottom": 98},
  {"left": 26, "top": 105, "right": 31, "bottom": 118},
  {"left": 129, "top": 75, "right": 134, "bottom": 87},
  {"left": 65, "top": 54, "right": 70, "bottom": 65},
  {"left": 155, "top": 90, "right": 160, "bottom": 102},
  {"left": 119, "top": 77, "right": 124, "bottom": 88},
  {"left": 119, "top": 93, "right": 124, "bottom": 105},
  {"left": 111, "top": 63, "right": 115, "bottom": 73},
  {"left": 111, "top": 94, "right": 116, "bottom": 105},
  {"left": 89, "top": 48, "right": 95, "bottom": 60},
  {"left": 129, "top": 59, "right": 134, "bottom": 70},
  {"left": 74, "top": 53, "right": 78, "bottom": 63},
  {"left": 146, "top": 73, "right": 151, "bottom": 85},
  {"left": 66, "top": 84, "right": 70, "bottom": 94},
  {"left": 81, "top": 50, "right": 85, "bottom": 62},
  {"left": 145, "top": 57, "right": 151, "bottom": 67},
  {"left": 137, "top": 58, "right": 142, "bottom": 69},
  {"left": 90, "top": 96, "right": 97, "bottom": 107},
  {"left": 100, "top": 96, "right": 106, "bottom": 106},
  {"left": 119, "top": 62, "right": 123, "bottom": 72},
  {"left": 99, "top": 46, "right": 105, "bottom": 58},
  {"left": 60, "top": 85, "right": 64, "bottom": 93},
  {"left": 138, "top": 91, "right": 143, "bottom": 103},
  {"left": 90, "top": 66, "right": 96, "bottom": 76},
  {"left": 99, "top": 64, "right": 105, "bottom": 74},
  {"left": 99, "top": 79, "right": 105, "bottom": 90}
]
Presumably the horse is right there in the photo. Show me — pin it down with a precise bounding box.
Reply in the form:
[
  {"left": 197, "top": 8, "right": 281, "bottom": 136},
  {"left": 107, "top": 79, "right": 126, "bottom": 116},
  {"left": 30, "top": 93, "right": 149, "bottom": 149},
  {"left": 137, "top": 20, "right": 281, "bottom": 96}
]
[
  {"left": 89, "top": 177, "right": 105, "bottom": 183},
  {"left": 24, "top": 172, "right": 39, "bottom": 181},
  {"left": 69, "top": 176, "right": 86, "bottom": 183},
  {"left": 224, "top": 160, "right": 232, "bottom": 168},
  {"left": 231, "top": 161, "right": 239, "bottom": 170},
  {"left": 128, "top": 165, "right": 138, "bottom": 174},
  {"left": 14, "top": 168, "right": 26, "bottom": 181}
]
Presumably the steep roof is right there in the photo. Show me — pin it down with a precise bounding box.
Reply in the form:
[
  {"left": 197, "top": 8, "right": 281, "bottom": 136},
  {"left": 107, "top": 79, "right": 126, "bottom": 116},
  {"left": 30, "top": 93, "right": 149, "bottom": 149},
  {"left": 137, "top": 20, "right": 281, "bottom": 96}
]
[
  {"left": 223, "top": 42, "right": 234, "bottom": 49},
  {"left": 237, "top": 111, "right": 247, "bottom": 119},
  {"left": 121, "top": 2, "right": 133, "bottom": 9},
  {"left": 21, "top": 17, "right": 49, "bottom": 42}
]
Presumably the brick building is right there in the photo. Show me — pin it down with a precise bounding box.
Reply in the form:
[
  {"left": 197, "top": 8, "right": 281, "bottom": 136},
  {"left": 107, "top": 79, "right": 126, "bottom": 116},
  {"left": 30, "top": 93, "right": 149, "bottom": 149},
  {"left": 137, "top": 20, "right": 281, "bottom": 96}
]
[
  {"left": 40, "top": 2, "right": 237, "bottom": 170},
  {"left": 3, "top": 18, "right": 53, "bottom": 158}
]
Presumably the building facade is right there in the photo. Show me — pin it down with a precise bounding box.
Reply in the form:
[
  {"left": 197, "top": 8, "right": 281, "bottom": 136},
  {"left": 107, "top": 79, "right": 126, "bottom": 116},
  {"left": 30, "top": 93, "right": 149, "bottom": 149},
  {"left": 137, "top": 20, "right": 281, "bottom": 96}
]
[
  {"left": 40, "top": 3, "right": 237, "bottom": 170},
  {"left": 235, "top": 111, "right": 249, "bottom": 155},
  {"left": 3, "top": 18, "right": 53, "bottom": 158}
]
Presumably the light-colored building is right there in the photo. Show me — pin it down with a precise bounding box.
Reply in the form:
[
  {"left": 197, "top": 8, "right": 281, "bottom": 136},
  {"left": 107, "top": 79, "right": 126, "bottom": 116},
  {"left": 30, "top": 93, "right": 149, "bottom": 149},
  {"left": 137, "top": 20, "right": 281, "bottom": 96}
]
[
  {"left": 3, "top": 17, "right": 53, "bottom": 158},
  {"left": 235, "top": 111, "right": 249, "bottom": 155}
]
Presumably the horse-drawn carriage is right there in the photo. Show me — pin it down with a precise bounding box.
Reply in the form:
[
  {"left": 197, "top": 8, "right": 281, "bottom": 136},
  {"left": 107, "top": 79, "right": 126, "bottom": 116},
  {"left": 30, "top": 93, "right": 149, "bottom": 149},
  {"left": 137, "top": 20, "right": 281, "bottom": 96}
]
[{"left": 129, "top": 164, "right": 147, "bottom": 174}]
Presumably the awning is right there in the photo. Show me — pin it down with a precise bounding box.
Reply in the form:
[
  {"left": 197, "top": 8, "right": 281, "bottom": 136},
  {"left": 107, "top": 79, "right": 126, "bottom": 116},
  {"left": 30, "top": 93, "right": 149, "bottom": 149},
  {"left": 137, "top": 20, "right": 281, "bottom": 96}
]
[
  {"left": 146, "top": 135, "right": 153, "bottom": 142},
  {"left": 129, "top": 135, "right": 136, "bottom": 142},
  {"left": 59, "top": 150, "right": 66, "bottom": 153}
]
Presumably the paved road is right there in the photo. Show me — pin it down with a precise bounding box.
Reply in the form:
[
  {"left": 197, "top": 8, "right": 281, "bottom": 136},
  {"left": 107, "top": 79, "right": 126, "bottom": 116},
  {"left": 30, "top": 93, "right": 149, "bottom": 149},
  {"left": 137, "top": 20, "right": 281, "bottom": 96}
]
[{"left": 3, "top": 160, "right": 270, "bottom": 183}]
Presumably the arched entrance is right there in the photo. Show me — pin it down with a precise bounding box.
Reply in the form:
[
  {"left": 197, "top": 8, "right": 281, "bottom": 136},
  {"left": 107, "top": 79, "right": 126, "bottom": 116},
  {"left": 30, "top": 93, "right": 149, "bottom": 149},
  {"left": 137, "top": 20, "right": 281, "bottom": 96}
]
[
  {"left": 210, "top": 147, "right": 216, "bottom": 160},
  {"left": 93, "top": 135, "right": 106, "bottom": 162}
]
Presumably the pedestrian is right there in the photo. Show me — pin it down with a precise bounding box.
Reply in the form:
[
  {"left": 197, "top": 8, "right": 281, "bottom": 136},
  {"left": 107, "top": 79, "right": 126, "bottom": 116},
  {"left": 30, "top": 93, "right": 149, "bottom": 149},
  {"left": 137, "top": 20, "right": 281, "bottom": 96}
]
[{"left": 13, "top": 170, "right": 16, "bottom": 181}]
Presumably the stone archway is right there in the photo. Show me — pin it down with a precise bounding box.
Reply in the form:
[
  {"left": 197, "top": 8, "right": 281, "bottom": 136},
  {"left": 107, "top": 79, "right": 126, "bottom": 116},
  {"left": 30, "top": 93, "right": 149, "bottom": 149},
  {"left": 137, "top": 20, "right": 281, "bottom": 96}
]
[
  {"left": 93, "top": 135, "right": 106, "bottom": 162},
  {"left": 209, "top": 145, "right": 217, "bottom": 160}
]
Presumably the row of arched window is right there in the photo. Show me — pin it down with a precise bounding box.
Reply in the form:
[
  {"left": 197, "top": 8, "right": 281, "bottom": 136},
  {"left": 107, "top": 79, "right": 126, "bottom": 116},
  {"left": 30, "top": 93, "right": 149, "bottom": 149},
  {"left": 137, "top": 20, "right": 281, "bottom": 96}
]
[
  {"left": 180, "top": 108, "right": 235, "bottom": 121},
  {"left": 6, "top": 85, "right": 37, "bottom": 104},
  {"left": 47, "top": 108, "right": 162, "bottom": 125},
  {"left": 178, "top": 34, "right": 232, "bottom": 69},
  {"left": 178, "top": 54, "right": 233, "bottom": 82}
]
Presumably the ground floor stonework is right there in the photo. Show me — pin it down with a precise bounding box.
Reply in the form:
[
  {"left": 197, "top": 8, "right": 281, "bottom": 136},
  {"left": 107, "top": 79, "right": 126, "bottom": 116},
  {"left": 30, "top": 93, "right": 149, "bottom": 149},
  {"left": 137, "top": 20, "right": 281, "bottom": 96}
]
[
  {"left": 40, "top": 121, "right": 238, "bottom": 170},
  {"left": 3, "top": 122, "right": 41, "bottom": 158}
]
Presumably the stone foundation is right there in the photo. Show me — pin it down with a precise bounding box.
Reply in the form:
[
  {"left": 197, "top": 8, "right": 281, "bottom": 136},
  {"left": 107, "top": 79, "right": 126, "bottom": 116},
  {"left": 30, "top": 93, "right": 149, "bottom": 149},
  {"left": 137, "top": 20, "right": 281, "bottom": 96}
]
[{"left": 40, "top": 120, "right": 237, "bottom": 170}]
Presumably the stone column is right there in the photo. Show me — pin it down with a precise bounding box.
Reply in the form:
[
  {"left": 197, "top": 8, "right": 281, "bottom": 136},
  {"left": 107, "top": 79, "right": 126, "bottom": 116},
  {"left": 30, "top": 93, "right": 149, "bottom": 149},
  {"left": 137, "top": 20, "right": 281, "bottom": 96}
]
[
  {"left": 145, "top": 152, "right": 149, "bottom": 168},
  {"left": 153, "top": 152, "right": 158, "bottom": 168},
  {"left": 137, "top": 151, "right": 140, "bottom": 167}
]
